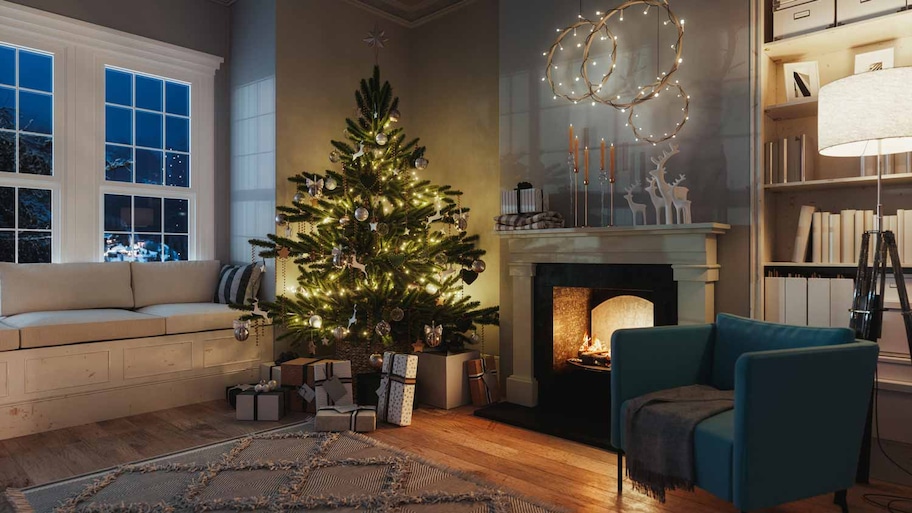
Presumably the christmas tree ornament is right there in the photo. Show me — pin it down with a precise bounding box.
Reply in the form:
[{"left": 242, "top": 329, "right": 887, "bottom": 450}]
[
  {"left": 339, "top": 215, "right": 351, "bottom": 226},
  {"left": 293, "top": 191, "right": 304, "bottom": 203},
  {"left": 456, "top": 216, "right": 468, "bottom": 231},
  {"left": 267, "top": 379, "right": 278, "bottom": 390},
  {"left": 308, "top": 314, "right": 323, "bottom": 329},
  {"left": 369, "top": 221, "right": 379, "bottom": 232},
  {"left": 277, "top": 246, "right": 291, "bottom": 259},
  {"left": 389, "top": 109, "right": 401, "bottom": 123},
  {"left": 306, "top": 176, "right": 324, "bottom": 197},
  {"left": 461, "top": 269, "right": 479, "bottom": 285},
  {"left": 412, "top": 339, "right": 425, "bottom": 353},
  {"left": 472, "top": 259, "right": 487, "bottom": 273},
  {"left": 332, "top": 246, "right": 345, "bottom": 268},
  {"left": 369, "top": 353, "right": 384, "bottom": 369},
  {"left": 351, "top": 255, "right": 367, "bottom": 277},
  {"left": 347, "top": 304, "right": 358, "bottom": 329},
  {"left": 424, "top": 323, "right": 443, "bottom": 347},
  {"left": 390, "top": 307, "right": 404, "bottom": 322},
  {"left": 255, "top": 380, "right": 268, "bottom": 393},
  {"left": 414, "top": 157, "right": 429, "bottom": 170},
  {"left": 308, "top": 339, "right": 317, "bottom": 355},
  {"left": 354, "top": 207, "right": 370, "bottom": 222},
  {"left": 332, "top": 326, "right": 346, "bottom": 340},
  {"left": 388, "top": 253, "right": 406, "bottom": 268},
  {"left": 275, "top": 213, "right": 287, "bottom": 226},
  {"left": 321, "top": 336, "right": 330, "bottom": 346},
  {"left": 325, "top": 176, "right": 338, "bottom": 190},
  {"left": 352, "top": 143, "right": 366, "bottom": 160},
  {"left": 434, "top": 253, "right": 447, "bottom": 266},
  {"left": 470, "top": 330, "right": 480, "bottom": 344},
  {"left": 377, "top": 223, "right": 390, "bottom": 236},
  {"left": 329, "top": 150, "right": 341, "bottom": 163},
  {"left": 234, "top": 324, "right": 250, "bottom": 341},
  {"left": 425, "top": 282, "right": 439, "bottom": 295},
  {"left": 375, "top": 320, "right": 391, "bottom": 337},
  {"left": 375, "top": 132, "right": 388, "bottom": 146}
]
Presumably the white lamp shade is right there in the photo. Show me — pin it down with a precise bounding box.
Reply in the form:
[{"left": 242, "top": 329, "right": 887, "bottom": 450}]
[{"left": 818, "top": 67, "right": 912, "bottom": 157}]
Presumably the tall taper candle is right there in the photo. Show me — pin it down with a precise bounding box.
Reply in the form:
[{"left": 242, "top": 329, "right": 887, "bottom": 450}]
[
  {"left": 584, "top": 146, "right": 589, "bottom": 182},
  {"left": 569, "top": 124, "right": 574, "bottom": 155},
  {"left": 609, "top": 143, "right": 616, "bottom": 182},
  {"left": 574, "top": 136, "right": 580, "bottom": 171},
  {"left": 600, "top": 138, "right": 606, "bottom": 170}
]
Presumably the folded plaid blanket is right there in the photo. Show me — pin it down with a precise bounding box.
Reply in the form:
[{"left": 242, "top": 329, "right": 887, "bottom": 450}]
[
  {"left": 495, "top": 221, "right": 565, "bottom": 231},
  {"left": 494, "top": 211, "right": 564, "bottom": 227}
]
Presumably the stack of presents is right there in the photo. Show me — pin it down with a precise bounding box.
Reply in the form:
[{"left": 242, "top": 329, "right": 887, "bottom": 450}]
[{"left": 226, "top": 351, "right": 501, "bottom": 432}]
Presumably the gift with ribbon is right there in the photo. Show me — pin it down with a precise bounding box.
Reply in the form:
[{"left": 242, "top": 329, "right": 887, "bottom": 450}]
[
  {"left": 466, "top": 356, "right": 500, "bottom": 406},
  {"left": 280, "top": 357, "right": 353, "bottom": 413},
  {"left": 236, "top": 389, "right": 285, "bottom": 421},
  {"left": 314, "top": 404, "right": 377, "bottom": 432},
  {"left": 500, "top": 182, "right": 544, "bottom": 215},
  {"left": 226, "top": 384, "right": 254, "bottom": 408},
  {"left": 259, "top": 362, "right": 282, "bottom": 383},
  {"left": 377, "top": 351, "right": 419, "bottom": 426}
]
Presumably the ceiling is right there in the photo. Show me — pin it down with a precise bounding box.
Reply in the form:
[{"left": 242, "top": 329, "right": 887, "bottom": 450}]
[{"left": 345, "top": 0, "right": 473, "bottom": 27}]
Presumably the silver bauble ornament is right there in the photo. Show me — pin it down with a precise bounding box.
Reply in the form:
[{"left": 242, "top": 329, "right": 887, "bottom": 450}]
[
  {"left": 456, "top": 217, "right": 468, "bottom": 231},
  {"left": 275, "top": 213, "right": 287, "bottom": 225},
  {"left": 369, "top": 353, "right": 384, "bottom": 370},
  {"left": 267, "top": 379, "right": 278, "bottom": 391},
  {"left": 308, "top": 314, "right": 323, "bottom": 329},
  {"left": 329, "top": 150, "right": 341, "bottom": 163},
  {"left": 234, "top": 325, "right": 250, "bottom": 341},
  {"left": 414, "top": 157, "right": 429, "bottom": 170},
  {"left": 354, "top": 207, "right": 370, "bottom": 222},
  {"left": 325, "top": 177, "right": 338, "bottom": 190},
  {"left": 470, "top": 331, "right": 481, "bottom": 344},
  {"left": 434, "top": 253, "right": 447, "bottom": 266},
  {"left": 375, "top": 133, "right": 388, "bottom": 146},
  {"left": 389, "top": 109, "right": 401, "bottom": 123},
  {"left": 332, "top": 252, "right": 345, "bottom": 268},
  {"left": 332, "top": 326, "right": 346, "bottom": 340},
  {"left": 472, "top": 259, "right": 487, "bottom": 273},
  {"left": 375, "top": 320, "right": 391, "bottom": 337},
  {"left": 293, "top": 191, "right": 304, "bottom": 203},
  {"left": 377, "top": 223, "right": 390, "bottom": 236},
  {"left": 390, "top": 307, "right": 404, "bottom": 322},
  {"left": 425, "top": 283, "right": 439, "bottom": 295},
  {"left": 254, "top": 382, "right": 267, "bottom": 393}
]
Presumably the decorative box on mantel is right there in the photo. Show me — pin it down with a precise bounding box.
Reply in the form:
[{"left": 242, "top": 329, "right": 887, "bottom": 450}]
[
  {"left": 416, "top": 349, "right": 480, "bottom": 409},
  {"left": 496, "top": 223, "right": 730, "bottom": 408}
]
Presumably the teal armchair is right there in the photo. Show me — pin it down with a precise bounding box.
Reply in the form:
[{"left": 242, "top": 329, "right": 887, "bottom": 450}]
[{"left": 610, "top": 313, "right": 878, "bottom": 512}]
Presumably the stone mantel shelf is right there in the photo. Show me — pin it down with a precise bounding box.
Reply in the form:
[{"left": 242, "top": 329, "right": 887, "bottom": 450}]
[{"left": 494, "top": 222, "right": 731, "bottom": 239}]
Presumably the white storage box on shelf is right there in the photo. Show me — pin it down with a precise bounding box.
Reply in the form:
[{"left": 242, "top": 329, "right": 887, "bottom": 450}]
[
  {"left": 773, "top": 0, "right": 836, "bottom": 40},
  {"left": 836, "top": 0, "right": 906, "bottom": 25}
]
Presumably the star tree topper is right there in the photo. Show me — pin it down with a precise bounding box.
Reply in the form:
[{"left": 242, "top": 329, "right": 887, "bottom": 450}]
[{"left": 363, "top": 24, "right": 388, "bottom": 64}]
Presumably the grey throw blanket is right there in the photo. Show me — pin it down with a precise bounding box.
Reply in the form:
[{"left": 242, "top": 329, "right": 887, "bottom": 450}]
[{"left": 625, "top": 384, "right": 734, "bottom": 502}]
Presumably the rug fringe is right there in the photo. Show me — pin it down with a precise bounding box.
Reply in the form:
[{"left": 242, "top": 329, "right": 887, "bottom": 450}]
[{"left": 4, "top": 488, "right": 35, "bottom": 513}]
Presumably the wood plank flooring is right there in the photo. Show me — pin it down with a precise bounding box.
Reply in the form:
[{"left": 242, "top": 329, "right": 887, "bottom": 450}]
[{"left": 0, "top": 401, "right": 910, "bottom": 512}]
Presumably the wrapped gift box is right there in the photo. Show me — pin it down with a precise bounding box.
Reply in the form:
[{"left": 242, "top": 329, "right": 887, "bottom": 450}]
[
  {"left": 466, "top": 356, "right": 500, "bottom": 406},
  {"left": 281, "top": 357, "right": 353, "bottom": 413},
  {"left": 500, "top": 187, "right": 544, "bottom": 215},
  {"left": 314, "top": 405, "right": 377, "bottom": 432},
  {"left": 236, "top": 390, "right": 285, "bottom": 421},
  {"left": 416, "top": 349, "right": 479, "bottom": 409},
  {"left": 259, "top": 362, "right": 282, "bottom": 383},
  {"left": 377, "top": 351, "right": 418, "bottom": 426},
  {"left": 226, "top": 384, "right": 254, "bottom": 408}
]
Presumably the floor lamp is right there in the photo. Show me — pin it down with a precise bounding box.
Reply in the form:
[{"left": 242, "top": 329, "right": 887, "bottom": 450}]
[{"left": 818, "top": 66, "right": 912, "bottom": 483}]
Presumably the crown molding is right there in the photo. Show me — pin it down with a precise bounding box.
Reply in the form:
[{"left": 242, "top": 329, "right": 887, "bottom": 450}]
[
  {"left": 342, "top": 0, "right": 474, "bottom": 28},
  {"left": 209, "top": 0, "right": 237, "bottom": 6}
]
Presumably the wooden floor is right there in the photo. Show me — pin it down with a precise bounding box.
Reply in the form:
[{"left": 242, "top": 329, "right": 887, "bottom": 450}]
[{"left": 1, "top": 401, "right": 911, "bottom": 513}]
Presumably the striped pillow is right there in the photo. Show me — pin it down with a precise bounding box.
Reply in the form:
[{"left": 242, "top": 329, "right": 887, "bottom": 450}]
[{"left": 215, "top": 263, "right": 263, "bottom": 305}]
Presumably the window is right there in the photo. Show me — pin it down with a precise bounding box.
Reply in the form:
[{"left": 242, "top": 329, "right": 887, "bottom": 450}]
[
  {"left": 103, "top": 193, "right": 188, "bottom": 262},
  {"left": 0, "top": 186, "right": 51, "bottom": 262},
  {"left": 0, "top": 43, "right": 53, "bottom": 177}
]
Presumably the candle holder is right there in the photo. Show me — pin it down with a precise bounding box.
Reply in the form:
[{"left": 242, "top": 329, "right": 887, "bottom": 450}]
[
  {"left": 598, "top": 169, "right": 609, "bottom": 227},
  {"left": 567, "top": 152, "right": 578, "bottom": 227},
  {"left": 583, "top": 177, "right": 590, "bottom": 227}
]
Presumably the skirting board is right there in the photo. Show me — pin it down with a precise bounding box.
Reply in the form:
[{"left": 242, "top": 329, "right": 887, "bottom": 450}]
[{"left": 0, "top": 326, "right": 273, "bottom": 440}]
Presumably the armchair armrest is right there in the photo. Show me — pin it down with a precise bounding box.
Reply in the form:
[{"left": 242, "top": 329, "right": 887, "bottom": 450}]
[
  {"left": 610, "top": 324, "right": 715, "bottom": 448},
  {"left": 732, "top": 341, "right": 878, "bottom": 512}
]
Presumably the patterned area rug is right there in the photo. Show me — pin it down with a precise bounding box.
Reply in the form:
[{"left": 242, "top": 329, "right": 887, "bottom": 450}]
[{"left": 5, "top": 422, "right": 563, "bottom": 513}]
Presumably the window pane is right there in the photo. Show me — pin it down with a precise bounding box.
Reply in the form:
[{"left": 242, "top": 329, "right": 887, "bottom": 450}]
[
  {"left": 0, "top": 46, "right": 13, "bottom": 87},
  {"left": 19, "top": 51, "right": 52, "bottom": 93},
  {"left": 134, "top": 196, "right": 161, "bottom": 232},
  {"left": 135, "top": 111, "right": 162, "bottom": 149},
  {"left": 165, "top": 82, "right": 189, "bottom": 116},
  {"left": 104, "top": 194, "right": 131, "bottom": 232},
  {"left": 105, "top": 105, "right": 132, "bottom": 144},
  {"left": 165, "top": 152, "right": 189, "bottom": 187},
  {"left": 135, "top": 75, "right": 162, "bottom": 111},
  {"left": 164, "top": 235, "right": 188, "bottom": 261},
  {"left": 0, "top": 131, "right": 13, "bottom": 172},
  {"left": 135, "top": 149, "right": 163, "bottom": 185},
  {"left": 0, "top": 86, "right": 14, "bottom": 130},
  {"left": 105, "top": 144, "right": 132, "bottom": 182},
  {"left": 105, "top": 68, "right": 132, "bottom": 107},
  {"left": 0, "top": 187, "right": 13, "bottom": 228},
  {"left": 134, "top": 234, "right": 162, "bottom": 262},
  {"left": 19, "top": 134, "right": 51, "bottom": 176},
  {"left": 18, "top": 231, "right": 50, "bottom": 263},
  {"left": 165, "top": 115, "right": 188, "bottom": 153},
  {"left": 164, "top": 198, "right": 188, "bottom": 233},
  {"left": 103, "top": 233, "right": 131, "bottom": 261},
  {"left": 18, "top": 188, "right": 51, "bottom": 230},
  {"left": 19, "top": 91, "right": 52, "bottom": 135},
  {"left": 0, "top": 231, "right": 13, "bottom": 262}
]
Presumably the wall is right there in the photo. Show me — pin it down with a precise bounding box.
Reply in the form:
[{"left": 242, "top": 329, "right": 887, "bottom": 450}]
[
  {"left": 230, "top": 0, "right": 277, "bottom": 300},
  {"left": 7, "top": 0, "right": 232, "bottom": 263},
  {"left": 498, "top": 0, "right": 752, "bottom": 379}
]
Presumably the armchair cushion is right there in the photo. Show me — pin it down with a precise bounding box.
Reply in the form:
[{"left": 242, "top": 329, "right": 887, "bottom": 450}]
[
  {"left": 693, "top": 409, "right": 734, "bottom": 502},
  {"left": 712, "top": 313, "right": 855, "bottom": 389}
]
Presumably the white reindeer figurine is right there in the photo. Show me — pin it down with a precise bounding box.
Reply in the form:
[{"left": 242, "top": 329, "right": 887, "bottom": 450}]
[
  {"left": 670, "top": 174, "right": 692, "bottom": 224},
  {"left": 644, "top": 177, "right": 665, "bottom": 225},
  {"left": 623, "top": 182, "right": 647, "bottom": 226},
  {"left": 648, "top": 144, "right": 692, "bottom": 225}
]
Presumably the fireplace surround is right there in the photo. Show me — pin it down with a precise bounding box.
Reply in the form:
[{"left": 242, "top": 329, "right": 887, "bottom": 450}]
[{"left": 499, "top": 223, "right": 730, "bottom": 407}]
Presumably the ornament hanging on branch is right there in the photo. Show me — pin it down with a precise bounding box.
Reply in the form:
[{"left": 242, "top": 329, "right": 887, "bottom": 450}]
[
  {"left": 390, "top": 307, "right": 405, "bottom": 322},
  {"left": 424, "top": 323, "right": 443, "bottom": 348},
  {"left": 354, "top": 207, "right": 370, "bottom": 222},
  {"left": 471, "top": 259, "right": 487, "bottom": 273},
  {"left": 414, "top": 157, "right": 429, "bottom": 170},
  {"left": 306, "top": 176, "right": 324, "bottom": 198}
]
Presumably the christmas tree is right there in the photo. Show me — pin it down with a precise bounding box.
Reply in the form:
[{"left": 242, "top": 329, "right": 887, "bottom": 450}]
[{"left": 245, "top": 66, "right": 498, "bottom": 357}]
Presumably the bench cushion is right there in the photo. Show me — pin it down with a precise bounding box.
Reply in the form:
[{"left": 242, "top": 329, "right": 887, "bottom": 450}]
[
  {"left": 0, "top": 321, "right": 19, "bottom": 351},
  {"left": 136, "top": 303, "right": 239, "bottom": 335},
  {"left": 131, "top": 261, "right": 221, "bottom": 308},
  {"left": 5, "top": 309, "right": 165, "bottom": 349},
  {"left": 0, "top": 262, "right": 134, "bottom": 316}
]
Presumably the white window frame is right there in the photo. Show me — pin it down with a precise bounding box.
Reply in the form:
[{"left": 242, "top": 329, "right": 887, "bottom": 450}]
[{"left": 0, "top": 0, "right": 222, "bottom": 262}]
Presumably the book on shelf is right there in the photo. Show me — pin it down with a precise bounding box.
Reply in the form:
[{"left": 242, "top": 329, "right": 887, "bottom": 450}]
[
  {"left": 785, "top": 277, "right": 808, "bottom": 326},
  {"left": 820, "top": 212, "right": 830, "bottom": 264},
  {"left": 830, "top": 213, "right": 841, "bottom": 264},
  {"left": 854, "top": 210, "right": 865, "bottom": 264},
  {"left": 793, "top": 205, "right": 816, "bottom": 263},
  {"left": 764, "top": 276, "right": 786, "bottom": 324},
  {"left": 841, "top": 210, "right": 855, "bottom": 265},
  {"left": 904, "top": 210, "right": 912, "bottom": 264},
  {"left": 830, "top": 278, "right": 854, "bottom": 329},
  {"left": 811, "top": 212, "right": 822, "bottom": 263},
  {"left": 897, "top": 209, "right": 905, "bottom": 265},
  {"left": 765, "top": 140, "right": 780, "bottom": 184},
  {"left": 807, "top": 278, "right": 831, "bottom": 327}
]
